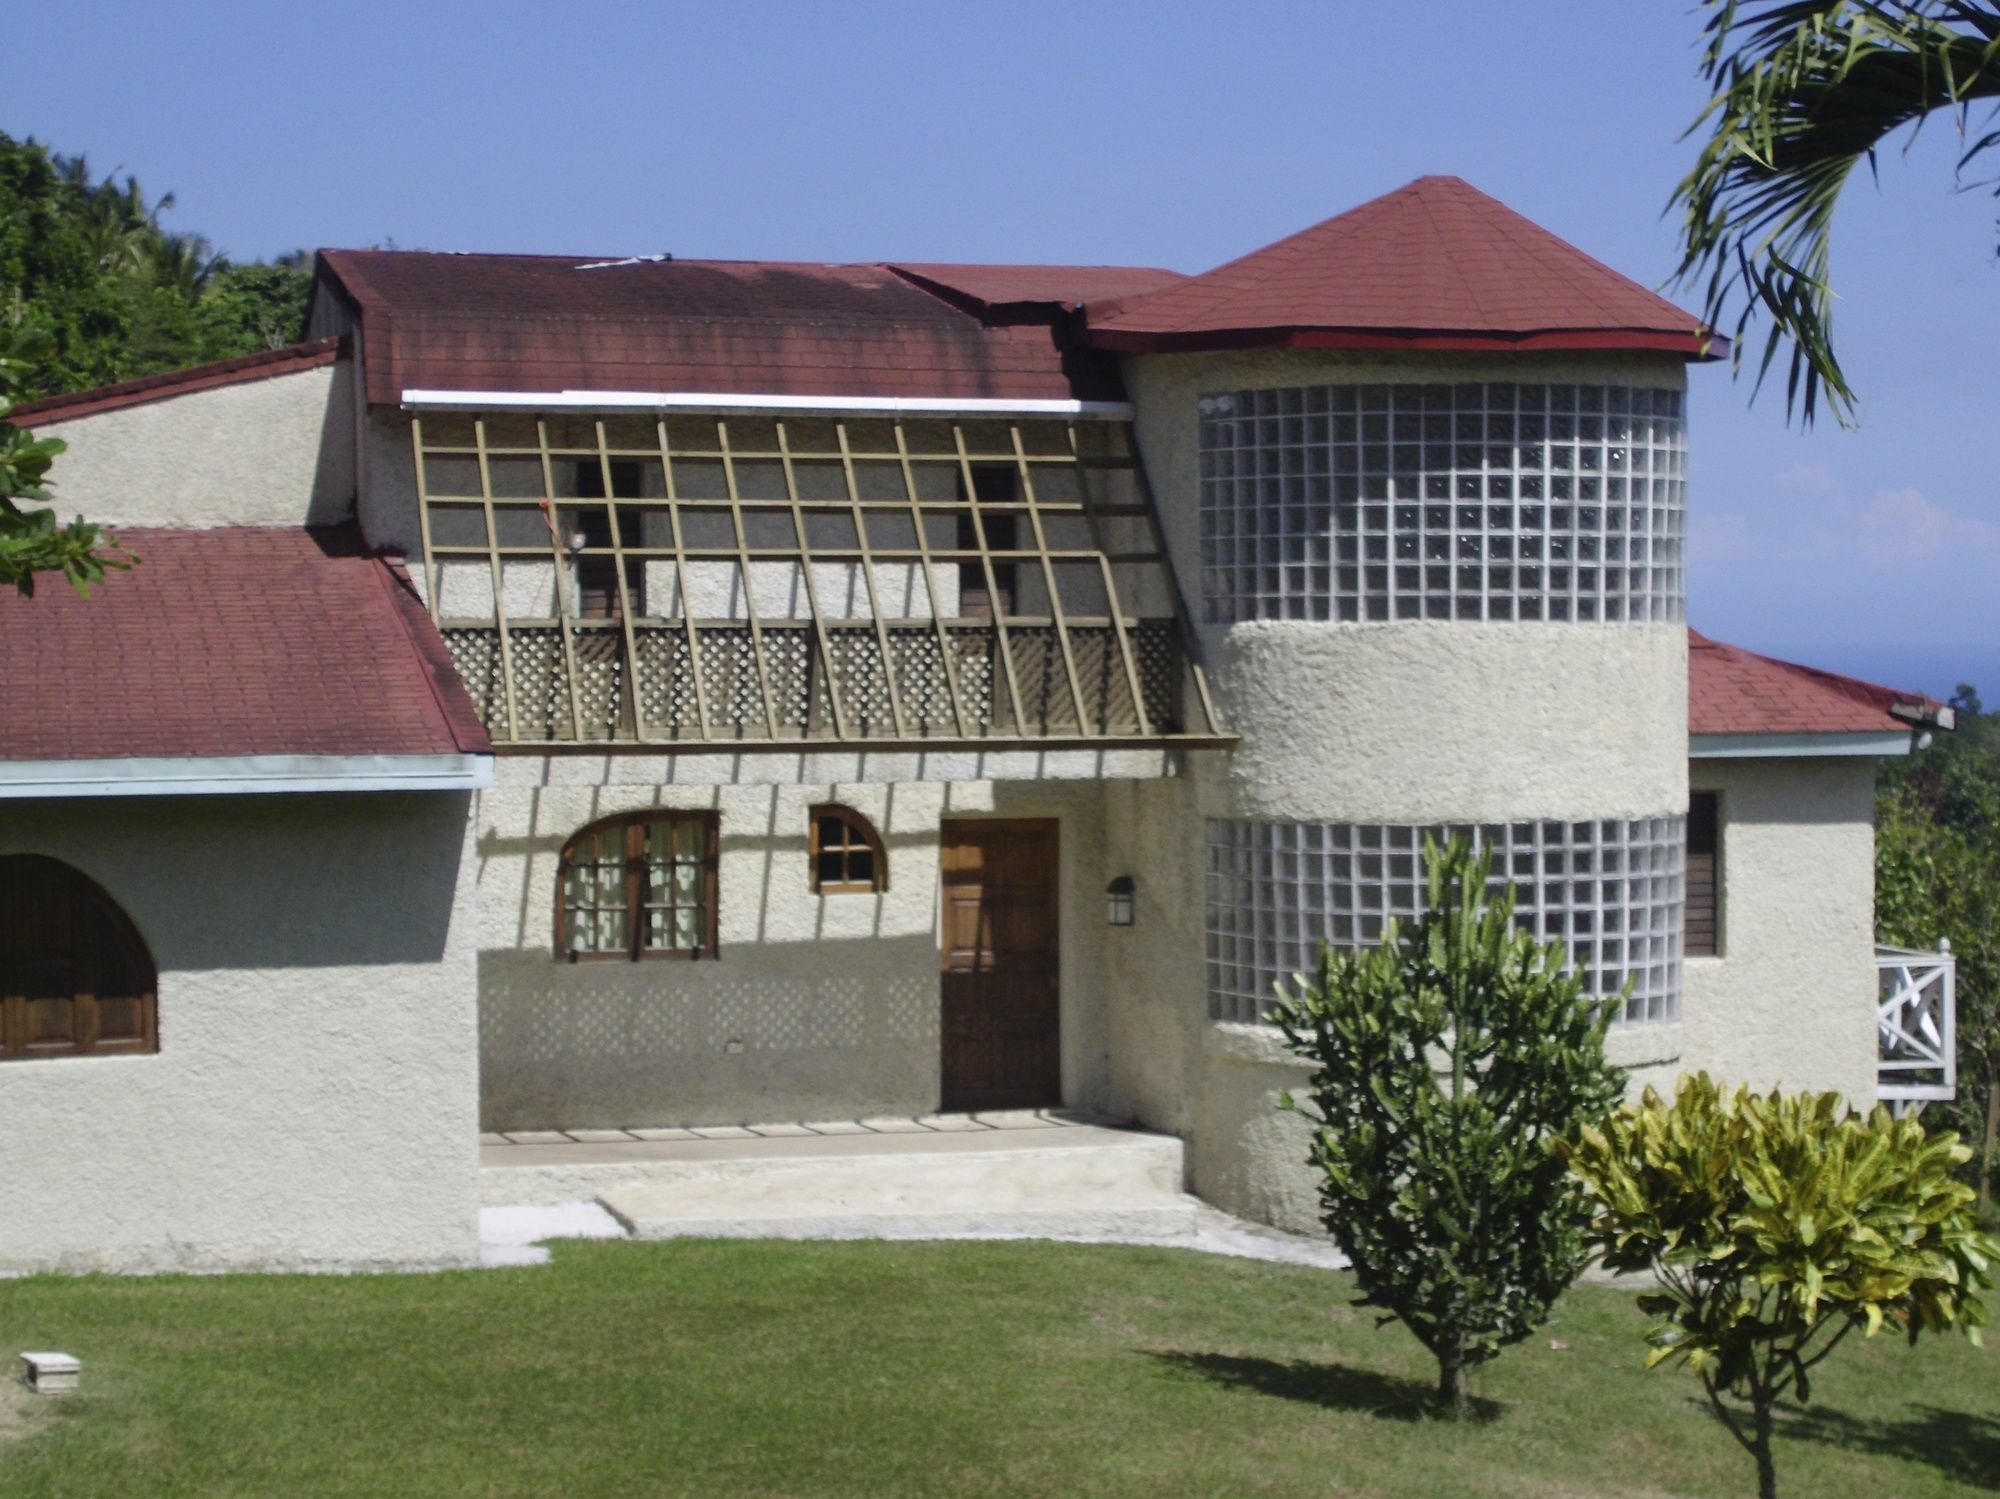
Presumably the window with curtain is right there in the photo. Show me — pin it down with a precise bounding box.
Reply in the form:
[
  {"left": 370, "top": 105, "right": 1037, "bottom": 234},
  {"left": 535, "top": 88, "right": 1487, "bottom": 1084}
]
[{"left": 556, "top": 812, "right": 718, "bottom": 960}]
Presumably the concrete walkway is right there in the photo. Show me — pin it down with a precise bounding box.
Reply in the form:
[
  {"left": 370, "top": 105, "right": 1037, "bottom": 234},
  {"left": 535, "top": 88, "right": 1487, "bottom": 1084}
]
[{"left": 476, "top": 1109, "right": 1349, "bottom": 1271}]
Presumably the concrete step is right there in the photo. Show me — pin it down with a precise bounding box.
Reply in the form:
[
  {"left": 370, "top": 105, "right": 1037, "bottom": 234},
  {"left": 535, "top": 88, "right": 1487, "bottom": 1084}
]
[{"left": 482, "top": 1114, "right": 1196, "bottom": 1240}]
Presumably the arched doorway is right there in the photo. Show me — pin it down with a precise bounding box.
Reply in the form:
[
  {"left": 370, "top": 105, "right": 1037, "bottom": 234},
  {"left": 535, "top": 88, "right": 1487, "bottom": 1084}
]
[{"left": 0, "top": 854, "right": 158, "bottom": 1059}]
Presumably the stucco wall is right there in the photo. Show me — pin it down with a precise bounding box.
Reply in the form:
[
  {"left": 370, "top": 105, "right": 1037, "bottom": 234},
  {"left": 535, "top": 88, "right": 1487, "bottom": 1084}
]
[
  {"left": 1675, "top": 756, "right": 1880, "bottom": 1104},
  {"left": 0, "top": 792, "right": 481, "bottom": 1275},
  {"left": 1198, "top": 619, "right": 1686, "bottom": 822},
  {"left": 34, "top": 363, "right": 355, "bottom": 529},
  {"left": 475, "top": 774, "right": 1112, "bottom": 1130}
]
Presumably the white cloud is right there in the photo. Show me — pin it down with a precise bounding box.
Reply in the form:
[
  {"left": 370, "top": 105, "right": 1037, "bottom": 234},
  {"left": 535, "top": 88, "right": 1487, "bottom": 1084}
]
[{"left": 1852, "top": 486, "right": 1998, "bottom": 564}]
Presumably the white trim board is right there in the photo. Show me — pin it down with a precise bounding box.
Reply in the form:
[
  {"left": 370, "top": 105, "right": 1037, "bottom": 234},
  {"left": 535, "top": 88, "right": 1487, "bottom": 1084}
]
[
  {"left": 1689, "top": 731, "right": 1912, "bottom": 760},
  {"left": 0, "top": 753, "right": 493, "bottom": 799},
  {"left": 400, "top": 389, "right": 1134, "bottom": 418}
]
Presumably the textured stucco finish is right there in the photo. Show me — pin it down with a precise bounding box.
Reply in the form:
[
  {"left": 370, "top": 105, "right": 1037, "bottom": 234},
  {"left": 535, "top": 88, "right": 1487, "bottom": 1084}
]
[
  {"left": 1196, "top": 620, "right": 1686, "bottom": 821},
  {"left": 0, "top": 793, "right": 481, "bottom": 1274},
  {"left": 475, "top": 774, "right": 1113, "bottom": 1131},
  {"left": 1675, "top": 757, "right": 1880, "bottom": 1104},
  {"left": 35, "top": 364, "right": 355, "bottom": 529}
]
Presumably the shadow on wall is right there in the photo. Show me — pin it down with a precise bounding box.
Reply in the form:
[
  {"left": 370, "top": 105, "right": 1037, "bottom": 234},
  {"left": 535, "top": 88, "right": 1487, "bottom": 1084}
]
[
  {"left": 477, "top": 783, "right": 934, "bottom": 950},
  {"left": 307, "top": 364, "right": 356, "bottom": 526},
  {"left": 0, "top": 791, "right": 469, "bottom": 970},
  {"left": 478, "top": 933, "right": 941, "bottom": 1130}
]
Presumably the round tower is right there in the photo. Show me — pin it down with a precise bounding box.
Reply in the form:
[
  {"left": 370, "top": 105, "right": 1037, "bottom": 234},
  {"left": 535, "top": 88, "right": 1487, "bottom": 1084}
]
[{"left": 1092, "top": 178, "right": 1714, "bottom": 1225}]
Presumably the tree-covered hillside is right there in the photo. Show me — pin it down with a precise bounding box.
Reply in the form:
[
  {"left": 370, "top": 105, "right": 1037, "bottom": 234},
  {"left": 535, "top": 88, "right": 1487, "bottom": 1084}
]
[{"left": 0, "top": 132, "right": 312, "bottom": 400}]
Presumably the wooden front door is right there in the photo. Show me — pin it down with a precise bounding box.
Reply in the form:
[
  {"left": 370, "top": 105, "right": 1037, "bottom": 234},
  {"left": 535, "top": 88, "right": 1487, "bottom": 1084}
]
[{"left": 939, "top": 820, "right": 1060, "bottom": 1112}]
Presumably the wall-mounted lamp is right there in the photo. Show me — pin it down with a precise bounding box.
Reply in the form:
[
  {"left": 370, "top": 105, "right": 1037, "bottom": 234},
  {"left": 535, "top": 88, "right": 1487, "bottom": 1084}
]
[{"left": 1106, "top": 875, "right": 1136, "bottom": 927}]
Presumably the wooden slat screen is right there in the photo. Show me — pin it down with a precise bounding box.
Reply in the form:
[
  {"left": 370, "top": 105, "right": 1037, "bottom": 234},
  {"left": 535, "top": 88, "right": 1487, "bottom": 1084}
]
[
  {"left": 411, "top": 411, "right": 1228, "bottom": 751},
  {"left": 1685, "top": 791, "right": 1720, "bottom": 958}
]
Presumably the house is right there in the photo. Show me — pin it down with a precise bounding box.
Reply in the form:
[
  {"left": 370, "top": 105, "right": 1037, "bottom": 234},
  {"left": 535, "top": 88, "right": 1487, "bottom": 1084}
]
[{"left": 0, "top": 176, "right": 1954, "bottom": 1271}]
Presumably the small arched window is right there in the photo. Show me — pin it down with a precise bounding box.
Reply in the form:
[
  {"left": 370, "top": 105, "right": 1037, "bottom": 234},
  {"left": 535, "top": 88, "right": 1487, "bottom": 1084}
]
[
  {"left": 556, "top": 811, "right": 719, "bottom": 961},
  {"left": 810, "top": 805, "right": 887, "bottom": 894},
  {"left": 0, "top": 854, "right": 158, "bottom": 1060}
]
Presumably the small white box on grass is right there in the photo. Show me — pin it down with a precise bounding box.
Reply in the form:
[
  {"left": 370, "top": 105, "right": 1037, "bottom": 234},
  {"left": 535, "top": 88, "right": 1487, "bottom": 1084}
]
[{"left": 19, "top": 1352, "right": 79, "bottom": 1394}]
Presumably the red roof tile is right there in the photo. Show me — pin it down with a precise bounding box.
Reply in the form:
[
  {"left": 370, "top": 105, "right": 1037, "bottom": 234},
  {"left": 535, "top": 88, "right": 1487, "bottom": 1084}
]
[
  {"left": 1688, "top": 629, "right": 1944, "bottom": 737},
  {"left": 1084, "top": 177, "right": 1720, "bottom": 358},
  {"left": 314, "top": 251, "right": 1132, "bottom": 406},
  {"left": 0, "top": 527, "right": 490, "bottom": 762},
  {"left": 10, "top": 340, "right": 344, "bottom": 426}
]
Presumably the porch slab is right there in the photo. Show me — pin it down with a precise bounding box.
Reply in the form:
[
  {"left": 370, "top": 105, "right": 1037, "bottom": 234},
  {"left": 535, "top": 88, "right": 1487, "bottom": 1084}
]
[
  {"left": 480, "top": 1111, "right": 1197, "bottom": 1241},
  {"left": 595, "top": 1122, "right": 1194, "bottom": 1241}
]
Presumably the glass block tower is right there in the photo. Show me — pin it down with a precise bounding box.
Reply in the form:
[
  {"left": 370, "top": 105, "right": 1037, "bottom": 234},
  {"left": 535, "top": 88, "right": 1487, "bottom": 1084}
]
[{"left": 1081, "top": 178, "right": 1720, "bottom": 1214}]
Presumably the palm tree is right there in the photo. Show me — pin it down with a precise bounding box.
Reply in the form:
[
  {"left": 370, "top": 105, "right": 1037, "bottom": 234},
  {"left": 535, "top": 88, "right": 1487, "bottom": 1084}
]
[
  {"left": 1674, "top": 1, "right": 2000, "bottom": 425},
  {"left": 146, "top": 233, "right": 227, "bottom": 301}
]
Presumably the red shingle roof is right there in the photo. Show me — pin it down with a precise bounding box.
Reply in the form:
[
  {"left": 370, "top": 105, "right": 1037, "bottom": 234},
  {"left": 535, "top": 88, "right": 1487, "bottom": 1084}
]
[
  {"left": 886, "top": 263, "right": 1185, "bottom": 319},
  {"left": 10, "top": 339, "right": 344, "bottom": 427},
  {"left": 1084, "top": 176, "right": 1720, "bottom": 358},
  {"left": 1689, "top": 629, "right": 1943, "bottom": 737},
  {"left": 314, "top": 251, "right": 1133, "bottom": 406},
  {"left": 0, "top": 527, "right": 490, "bottom": 763}
]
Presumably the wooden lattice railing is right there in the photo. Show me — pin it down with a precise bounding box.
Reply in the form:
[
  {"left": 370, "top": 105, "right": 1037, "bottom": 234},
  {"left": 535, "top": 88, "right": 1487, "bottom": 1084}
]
[
  {"left": 1877, "top": 941, "right": 1956, "bottom": 1117},
  {"left": 409, "top": 409, "right": 1226, "bottom": 751}
]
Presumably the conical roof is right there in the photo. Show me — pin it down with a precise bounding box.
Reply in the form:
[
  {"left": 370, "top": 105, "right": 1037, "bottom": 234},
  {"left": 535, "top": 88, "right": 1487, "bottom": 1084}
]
[{"left": 1084, "top": 176, "right": 1719, "bottom": 358}]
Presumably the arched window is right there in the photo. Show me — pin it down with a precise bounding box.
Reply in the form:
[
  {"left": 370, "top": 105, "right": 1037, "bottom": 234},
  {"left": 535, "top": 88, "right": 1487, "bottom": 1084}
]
[
  {"left": 810, "top": 805, "right": 887, "bottom": 894},
  {"left": 556, "top": 811, "right": 718, "bottom": 961},
  {"left": 0, "top": 854, "right": 158, "bottom": 1060}
]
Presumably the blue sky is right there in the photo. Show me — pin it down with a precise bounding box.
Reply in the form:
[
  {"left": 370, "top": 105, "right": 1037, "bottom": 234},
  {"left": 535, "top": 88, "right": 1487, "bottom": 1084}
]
[{"left": 9, "top": 1, "right": 1996, "bottom": 698}]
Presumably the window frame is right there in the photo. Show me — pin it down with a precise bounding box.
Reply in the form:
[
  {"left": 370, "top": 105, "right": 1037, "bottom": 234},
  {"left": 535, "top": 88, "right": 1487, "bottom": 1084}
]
[
  {"left": 554, "top": 811, "right": 720, "bottom": 962},
  {"left": 809, "top": 804, "right": 888, "bottom": 895},
  {"left": 1685, "top": 789, "right": 1722, "bottom": 958}
]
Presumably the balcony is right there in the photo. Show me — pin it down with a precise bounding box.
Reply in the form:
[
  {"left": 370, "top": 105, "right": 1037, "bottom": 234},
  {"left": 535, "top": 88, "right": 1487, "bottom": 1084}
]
[
  {"left": 440, "top": 615, "right": 1190, "bottom": 747},
  {"left": 408, "top": 407, "right": 1227, "bottom": 752},
  {"left": 1876, "top": 941, "right": 1956, "bottom": 1116}
]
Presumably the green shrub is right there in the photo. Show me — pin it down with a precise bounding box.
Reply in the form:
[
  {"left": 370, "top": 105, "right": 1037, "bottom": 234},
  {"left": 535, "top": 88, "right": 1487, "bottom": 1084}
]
[
  {"left": 1556, "top": 1074, "right": 1998, "bottom": 1498},
  {"left": 1273, "top": 835, "right": 1624, "bottom": 1417}
]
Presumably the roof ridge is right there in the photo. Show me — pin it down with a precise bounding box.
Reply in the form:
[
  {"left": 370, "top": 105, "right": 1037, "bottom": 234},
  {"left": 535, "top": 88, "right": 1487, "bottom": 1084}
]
[{"left": 10, "top": 339, "right": 344, "bottom": 426}]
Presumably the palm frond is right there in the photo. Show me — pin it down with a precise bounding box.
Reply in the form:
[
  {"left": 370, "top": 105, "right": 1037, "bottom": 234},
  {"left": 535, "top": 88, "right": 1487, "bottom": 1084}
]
[{"left": 1673, "top": 0, "right": 2000, "bottom": 425}]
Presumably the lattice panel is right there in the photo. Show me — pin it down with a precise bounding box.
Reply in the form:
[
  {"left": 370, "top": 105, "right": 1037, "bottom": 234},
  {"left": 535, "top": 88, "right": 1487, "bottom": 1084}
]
[
  {"left": 443, "top": 628, "right": 500, "bottom": 723},
  {"left": 695, "top": 627, "right": 766, "bottom": 738},
  {"left": 821, "top": 628, "right": 898, "bottom": 737},
  {"left": 633, "top": 627, "right": 701, "bottom": 738}
]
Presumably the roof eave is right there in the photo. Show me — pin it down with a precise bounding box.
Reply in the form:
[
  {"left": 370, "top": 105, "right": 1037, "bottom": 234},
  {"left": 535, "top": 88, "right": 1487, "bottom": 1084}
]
[{"left": 1082, "top": 325, "right": 1727, "bottom": 360}]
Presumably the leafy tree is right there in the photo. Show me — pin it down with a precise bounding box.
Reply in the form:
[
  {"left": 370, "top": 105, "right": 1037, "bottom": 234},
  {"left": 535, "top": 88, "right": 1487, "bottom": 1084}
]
[
  {"left": 1674, "top": 1, "right": 2000, "bottom": 424},
  {"left": 1877, "top": 685, "right": 2000, "bottom": 1214},
  {"left": 0, "top": 326, "right": 128, "bottom": 595},
  {"left": 1272, "top": 836, "right": 1625, "bottom": 1417},
  {"left": 1557, "top": 1074, "right": 1996, "bottom": 1499},
  {"left": 0, "top": 131, "right": 313, "bottom": 398}
]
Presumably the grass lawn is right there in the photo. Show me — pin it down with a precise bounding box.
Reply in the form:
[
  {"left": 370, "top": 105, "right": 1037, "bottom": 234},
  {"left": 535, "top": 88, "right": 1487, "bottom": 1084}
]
[{"left": 0, "top": 1239, "right": 1994, "bottom": 1498}]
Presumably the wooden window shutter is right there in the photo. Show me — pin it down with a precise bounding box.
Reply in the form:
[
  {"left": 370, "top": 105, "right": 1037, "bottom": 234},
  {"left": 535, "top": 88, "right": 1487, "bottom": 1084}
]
[
  {"left": 1685, "top": 792, "right": 1720, "bottom": 958},
  {"left": 0, "top": 854, "right": 158, "bottom": 1061}
]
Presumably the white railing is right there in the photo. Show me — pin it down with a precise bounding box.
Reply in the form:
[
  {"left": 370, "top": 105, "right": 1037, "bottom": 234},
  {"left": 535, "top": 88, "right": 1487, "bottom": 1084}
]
[{"left": 1876, "top": 941, "right": 1956, "bottom": 1116}]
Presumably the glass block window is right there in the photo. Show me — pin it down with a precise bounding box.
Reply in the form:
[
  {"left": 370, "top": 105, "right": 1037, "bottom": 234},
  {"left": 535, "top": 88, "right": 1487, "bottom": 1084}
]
[
  {"left": 1204, "top": 818, "right": 1684, "bottom": 1026},
  {"left": 1196, "top": 382, "right": 1686, "bottom": 625},
  {"left": 556, "top": 811, "right": 719, "bottom": 960}
]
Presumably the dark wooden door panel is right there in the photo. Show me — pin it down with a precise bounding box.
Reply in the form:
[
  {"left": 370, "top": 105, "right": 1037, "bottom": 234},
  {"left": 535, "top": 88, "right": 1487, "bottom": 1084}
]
[{"left": 939, "top": 819, "right": 1059, "bottom": 1112}]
